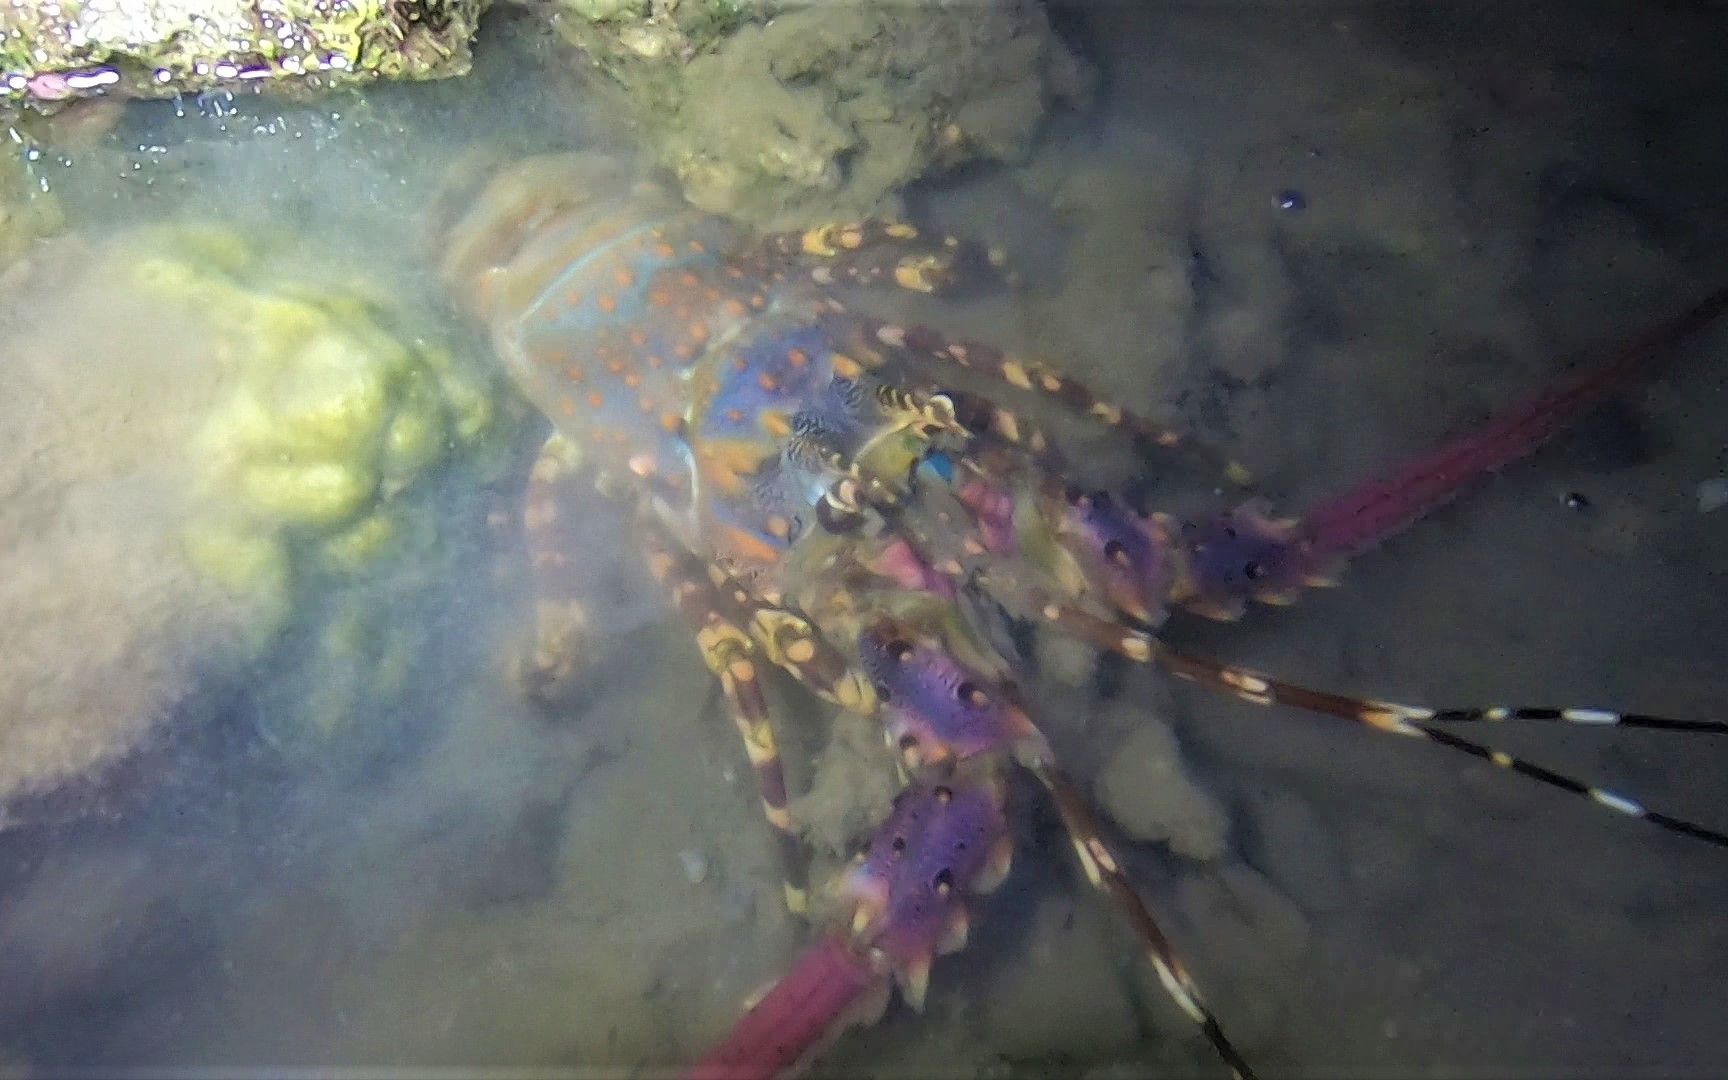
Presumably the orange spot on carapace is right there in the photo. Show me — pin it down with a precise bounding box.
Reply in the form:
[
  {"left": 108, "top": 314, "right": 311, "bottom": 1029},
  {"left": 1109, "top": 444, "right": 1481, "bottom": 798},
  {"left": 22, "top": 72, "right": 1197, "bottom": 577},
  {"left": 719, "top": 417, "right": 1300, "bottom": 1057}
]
[
  {"left": 629, "top": 329, "right": 648, "bottom": 347},
  {"left": 758, "top": 373, "right": 780, "bottom": 392},
  {"left": 597, "top": 294, "right": 617, "bottom": 314},
  {"left": 750, "top": 294, "right": 766, "bottom": 309},
  {"left": 726, "top": 408, "right": 745, "bottom": 423},
  {"left": 719, "top": 524, "right": 781, "bottom": 565},
  {"left": 689, "top": 322, "right": 709, "bottom": 343},
  {"left": 725, "top": 299, "right": 747, "bottom": 317},
  {"left": 649, "top": 289, "right": 671, "bottom": 307},
  {"left": 560, "top": 398, "right": 575, "bottom": 416},
  {"left": 674, "top": 343, "right": 695, "bottom": 361},
  {"left": 624, "top": 372, "right": 642, "bottom": 389},
  {"left": 614, "top": 266, "right": 635, "bottom": 288},
  {"left": 661, "top": 411, "right": 683, "bottom": 433},
  {"left": 655, "top": 242, "right": 676, "bottom": 258},
  {"left": 587, "top": 391, "right": 605, "bottom": 409},
  {"left": 787, "top": 348, "right": 808, "bottom": 368}
]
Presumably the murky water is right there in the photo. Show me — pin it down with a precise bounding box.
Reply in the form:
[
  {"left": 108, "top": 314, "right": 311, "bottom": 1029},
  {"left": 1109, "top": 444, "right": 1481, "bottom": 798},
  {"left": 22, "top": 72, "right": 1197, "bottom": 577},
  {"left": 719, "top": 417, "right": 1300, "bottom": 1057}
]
[{"left": 3, "top": 4, "right": 1726, "bottom": 1078}]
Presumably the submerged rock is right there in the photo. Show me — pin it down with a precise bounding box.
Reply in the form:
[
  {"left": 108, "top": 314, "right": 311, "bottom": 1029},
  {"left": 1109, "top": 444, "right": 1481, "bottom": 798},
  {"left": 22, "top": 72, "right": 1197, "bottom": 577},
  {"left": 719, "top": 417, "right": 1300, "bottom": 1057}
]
[
  {"left": 0, "top": 223, "right": 517, "bottom": 820},
  {"left": 547, "top": 0, "right": 1093, "bottom": 226},
  {"left": 1094, "top": 719, "right": 1231, "bottom": 862},
  {"left": 1, "top": 1, "right": 490, "bottom": 105}
]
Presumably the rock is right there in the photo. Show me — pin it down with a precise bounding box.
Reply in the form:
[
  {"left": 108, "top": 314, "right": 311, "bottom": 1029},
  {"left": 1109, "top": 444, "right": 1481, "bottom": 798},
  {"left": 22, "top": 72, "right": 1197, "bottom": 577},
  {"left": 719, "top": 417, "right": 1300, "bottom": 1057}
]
[
  {"left": 788, "top": 711, "right": 901, "bottom": 861},
  {"left": 974, "top": 896, "right": 1142, "bottom": 1062},
  {"left": 1, "top": 1, "right": 489, "bottom": 104},
  {"left": 551, "top": 0, "right": 1094, "bottom": 227},
  {"left": 1240, "top": 785, "right": 1351, "bottom": 915},
  {"left": 1137, "top": 862, "right": 1308, "bottom": 1049},
  {"left": 1094, "top": 720, "right": 1231, "bottom": 862},
  {"left": 1700, "top": 478, "right": 1728, "bottom": 514}
]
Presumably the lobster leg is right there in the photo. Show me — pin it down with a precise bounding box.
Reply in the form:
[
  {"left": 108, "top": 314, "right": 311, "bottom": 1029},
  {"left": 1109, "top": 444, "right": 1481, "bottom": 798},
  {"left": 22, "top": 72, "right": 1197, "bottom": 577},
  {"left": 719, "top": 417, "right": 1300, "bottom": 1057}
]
[
  {"left": 836, "top": 311, "right": 1256, "bottom": 489},
  {"left": 514, "top": 435, "right": 599, "bottom": 706},
  {"left": 1029, "top": 762, "right": 1255, "bottom": 1079},
  {"left": 640, "top": 518, "right": 813, "bottom": 912},
  {"left": 748, "top": 220, "right": 1004, "bottom": 296}
]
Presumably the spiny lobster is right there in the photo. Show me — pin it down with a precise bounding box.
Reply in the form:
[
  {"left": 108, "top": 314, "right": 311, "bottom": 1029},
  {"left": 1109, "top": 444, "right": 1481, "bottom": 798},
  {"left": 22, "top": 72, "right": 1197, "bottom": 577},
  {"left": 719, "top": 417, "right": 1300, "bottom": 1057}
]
[{"left": 434, "top": 151, "right": 1728, "bottom": 1079}]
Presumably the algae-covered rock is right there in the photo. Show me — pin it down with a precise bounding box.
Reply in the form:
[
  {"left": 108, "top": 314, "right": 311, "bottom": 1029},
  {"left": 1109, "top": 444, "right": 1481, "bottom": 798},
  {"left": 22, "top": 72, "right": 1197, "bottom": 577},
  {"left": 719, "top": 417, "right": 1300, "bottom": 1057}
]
[
  {"left": 1, "top": 1, "right": 490, "bottom": 104},
  {"left": 0, "top": 224, "right": 517, "bottom": 818},
  {"left": 548, "top": 0, "right": 1093, "bottom": 226},
  {"left": 0, "top": 238, "right": 271, "bottom": 815}
]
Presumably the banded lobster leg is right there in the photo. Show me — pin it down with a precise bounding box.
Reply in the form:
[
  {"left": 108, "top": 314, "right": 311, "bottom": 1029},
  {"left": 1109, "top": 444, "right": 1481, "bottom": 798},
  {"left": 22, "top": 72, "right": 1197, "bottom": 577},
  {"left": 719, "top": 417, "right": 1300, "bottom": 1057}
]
[
  {"left": 824, "top": 307, "right": 1258, "bottom": 491},
  {"left": 746, "top": 220, "right": 1006, "bottom": 296},
  {"left": 694, "top": 605, "right": 1259, "bottom": 1080},
  {"left": 631, "top": 511, "right": 818, "bottom": 912},
  {"left": 742, "top": 218, "right": 1256, "bottom": 489},
  {"left": 510, "top": 433, "right": 842, "bottom": 911}
]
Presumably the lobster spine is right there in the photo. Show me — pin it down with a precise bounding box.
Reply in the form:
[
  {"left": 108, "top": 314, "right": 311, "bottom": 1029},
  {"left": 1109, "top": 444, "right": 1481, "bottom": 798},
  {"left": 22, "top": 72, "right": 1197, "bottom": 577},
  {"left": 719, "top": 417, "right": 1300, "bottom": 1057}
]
[{"left": 1300, "top": 288, "right": 1728, "bottom": 560}]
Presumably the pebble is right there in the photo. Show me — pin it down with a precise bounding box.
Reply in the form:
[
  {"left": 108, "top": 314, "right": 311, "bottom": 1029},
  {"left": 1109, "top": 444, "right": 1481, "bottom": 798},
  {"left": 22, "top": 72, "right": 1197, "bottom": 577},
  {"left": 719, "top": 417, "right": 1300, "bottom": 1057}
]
[
  {"left": 1277, "top": 189, "right": 1306, "bottom": 211},
  {"left": 678, "top": 849, "right": 709, "bottom": 885},
  {"left": 1698, "top": 477, "right": 1728, "bottom": 514},
  {"left": 1094, "top": 722, "right": 1230, "bottom": 861}
]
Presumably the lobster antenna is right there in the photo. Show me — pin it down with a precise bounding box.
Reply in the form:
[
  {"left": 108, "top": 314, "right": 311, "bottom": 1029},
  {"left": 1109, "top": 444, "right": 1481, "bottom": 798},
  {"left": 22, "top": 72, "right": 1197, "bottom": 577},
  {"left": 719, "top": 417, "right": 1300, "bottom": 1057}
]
[{"left": 1039, "top": 604, "right": 1727, "bottom": 849}]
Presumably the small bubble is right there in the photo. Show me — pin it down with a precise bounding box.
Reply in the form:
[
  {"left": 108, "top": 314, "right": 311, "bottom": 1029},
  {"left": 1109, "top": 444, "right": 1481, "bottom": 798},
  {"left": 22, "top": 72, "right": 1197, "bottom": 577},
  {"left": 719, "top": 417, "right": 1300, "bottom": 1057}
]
[
  {"left": 1277, "top": 190, "right": 1306, "bottom": 212},
  {"left": 1562, "top": 491, "right": 1590, "bottom": 511},
  {"left": 678, "top": 850, "right": 709, "bottom": 884},
  {"left": 1698, "top": 477, "right": 1728, "bottom": 514}
]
